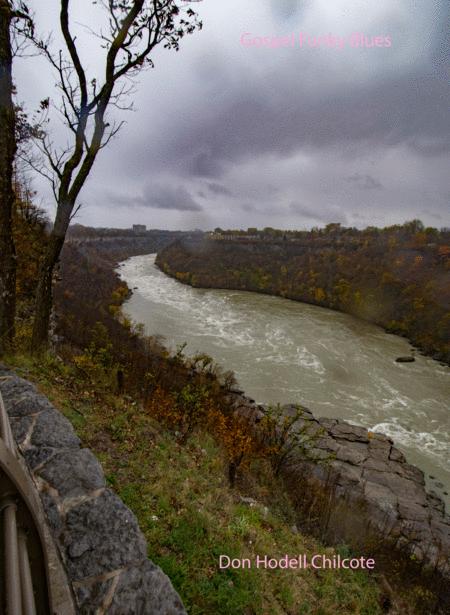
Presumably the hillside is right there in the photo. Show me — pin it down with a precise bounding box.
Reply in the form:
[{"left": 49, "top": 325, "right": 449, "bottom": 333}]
[
  {"left": 7, "top": 211, "right": 449, "bottom": 613},
  {"left": 155, "top": 223, "right": 450, "bottom": 364},
  {"left": 4, "top": 353, "right": 388, "bottom": 615},
  {"left": 6, "top": 216, "right": 388, "bottom": 614}
]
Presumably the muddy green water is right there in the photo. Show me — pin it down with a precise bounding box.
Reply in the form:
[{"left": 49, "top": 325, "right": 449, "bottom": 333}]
[{"left": 119, "top": 254, "right": 450, "bottom": 508}]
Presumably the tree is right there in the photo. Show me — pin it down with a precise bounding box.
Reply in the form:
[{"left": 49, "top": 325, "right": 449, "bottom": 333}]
[
  {"left": 207, "top": 407, "right": 260, "bottom": 487},
  {"left": 259, "top": 404, "right": 325, "bottom": 477},
  {"left": 0, "top": 0, "right": 17, "bottom": 353},
  {"left": 23, "top": 0, "right": 202, "bottom": 350},
  {"left": 0, "top": 0, "right": 31, "bottom": 353}
]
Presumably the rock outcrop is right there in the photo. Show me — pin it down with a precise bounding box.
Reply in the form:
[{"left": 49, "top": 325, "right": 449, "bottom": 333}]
[
  {"left": 227, "top": 389, "right": 450, "bottom": 609},
  {"left": 0, "top": 366, "right": 186, "bottom": 615}
]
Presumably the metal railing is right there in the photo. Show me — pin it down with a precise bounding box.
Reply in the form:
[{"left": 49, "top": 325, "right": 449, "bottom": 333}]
[{"left": 0, "top": 388, "right": 52, "bottom": 614}]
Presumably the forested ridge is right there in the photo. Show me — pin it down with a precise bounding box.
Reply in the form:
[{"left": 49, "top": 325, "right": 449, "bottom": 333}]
[{"left": 156, "top": 222, "right": 450, "bottom": 364}]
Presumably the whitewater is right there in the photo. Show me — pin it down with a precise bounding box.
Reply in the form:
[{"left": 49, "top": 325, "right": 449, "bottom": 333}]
[{"left": 118, "top": 254, "right": 450, "bottom": 508}]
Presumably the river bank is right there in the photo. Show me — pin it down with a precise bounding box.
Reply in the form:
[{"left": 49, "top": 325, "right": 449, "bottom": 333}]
[
  {"left": 119, "top": 254, "right": 450, "bottom": 509},
  {"left": 156, "top": 231, "right": 450, "bottom": 365},
  {"left": 224, "top": 387, "right": 450, "bottom": 612},
  {"left": 117, "top": 253, "right": 450, "bottom": 611}
]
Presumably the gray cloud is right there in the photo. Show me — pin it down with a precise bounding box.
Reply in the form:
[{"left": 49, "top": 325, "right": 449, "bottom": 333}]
[
  {"left": 148, "top": 185, "right": 202, "bottom": 211},
  {"left": 160, "top": 71, "right": 449, "bottom": 181},
  {"left": 15, "top": 0, "right": 450, "bottom": 229},
  {"left": 108, "top": 185, "right": 202, "bottom": 212},
  {"left": 289, "top": 202, "right": 348, "bottom": 225},
  {"left": 207, "top": 182, "right": 234, "bottom": 196},
  {"left": 189, "top": 153, "right": 223, "bottom": 178},
  {"left": 271, "top": 0, "right": 306, "bottom": 20},
  {"left": 345, "top": 174, "right": 383, "bottom": 190}
]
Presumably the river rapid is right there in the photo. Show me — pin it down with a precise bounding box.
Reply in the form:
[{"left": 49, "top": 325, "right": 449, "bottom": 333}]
[{"left": 118, "top": 254, "right": 450, "bottom": 508}]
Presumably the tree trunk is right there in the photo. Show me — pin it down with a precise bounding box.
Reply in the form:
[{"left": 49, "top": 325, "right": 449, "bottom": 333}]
[
  {"left": 0, "top": 0, "right": 16, "bottom": 355},
  {"left": 228, "top": 451, "right": 245, "bottom": 487},
  {"left": 31, "top": 232, "right": 65, "bottom": 352},
  {"left": 228, "top": 461, "right": 236, "bottom": 488}
]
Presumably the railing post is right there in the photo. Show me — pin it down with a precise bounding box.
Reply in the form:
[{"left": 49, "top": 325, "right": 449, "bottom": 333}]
[
  {"left": 0, "top": 386, "right": 60, "bottom": 614},
  {"left": 1, "top": 498, "right": 22, "bottom": 615},
  {"left": 18, "top": 530, "right": 37, "bottom": 615}
]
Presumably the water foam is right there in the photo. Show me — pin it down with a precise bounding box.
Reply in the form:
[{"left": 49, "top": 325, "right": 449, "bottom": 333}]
[
  {"left": 371, "top": 420, "right": 449, "bottom": 470},
  {"left": 118, "top": 254, "right": 450, "bottom": 494}
]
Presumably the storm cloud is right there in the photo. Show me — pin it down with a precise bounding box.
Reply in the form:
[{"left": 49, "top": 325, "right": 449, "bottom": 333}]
[
  {"left": 290, "top": 202, "right": 348, "bottom": 225},
  {"left": 207, "top": 183, "right": 234, "bottom": 197},
  {"left": 345, "top": 174, "right": 383, "bottom": 190},
  {"left": 108, "top": 184, "right": 202, "bottom": 212},
  {"left": 14, "top": 0, "right": 450, "bottom": 230}
]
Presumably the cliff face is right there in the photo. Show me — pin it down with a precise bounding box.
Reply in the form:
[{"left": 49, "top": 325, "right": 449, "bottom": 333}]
[
  {"left": 227, "top": 390, "right": 450, "bottom": 611},
  {"left": 156, "top": 233, "right": 450, "bottom": 363},
  {"left": 67, "top": 230, "right": 188, "bottom": 263}
]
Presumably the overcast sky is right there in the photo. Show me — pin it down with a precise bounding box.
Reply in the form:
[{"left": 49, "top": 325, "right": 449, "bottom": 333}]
[{"left": 15, "top": 0, "right": 450, "bottom": 230}]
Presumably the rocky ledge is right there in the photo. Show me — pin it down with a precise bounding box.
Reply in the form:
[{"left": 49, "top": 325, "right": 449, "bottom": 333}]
[
  {"left": 0, "top": 366, "right": 186, "bottom": 615},
  {"left": 227, "top": 389, "right": 450, "bottom": 607}
]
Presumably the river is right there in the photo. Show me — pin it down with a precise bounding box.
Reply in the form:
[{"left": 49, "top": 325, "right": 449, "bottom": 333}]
[{"left": 118, "top": 254, "right": 450, "bottom": 508}]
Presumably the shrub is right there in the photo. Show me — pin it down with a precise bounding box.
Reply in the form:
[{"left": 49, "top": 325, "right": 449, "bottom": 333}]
[
  {"left": 73, "top": 322, "right": 118, "bottom": 388},
  {"left": 259, "top": 403, "right": 327, "bottom": 476},
  {"left": 207, "top": 408, "right": 263, "bottom": 487}
]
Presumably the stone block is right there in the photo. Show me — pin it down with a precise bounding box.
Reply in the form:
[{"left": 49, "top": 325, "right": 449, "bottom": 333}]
[
  {"left": 37, "top": 449, "right": 105, "bottom": 498},
  {"left": 31, "top": 409, "right": 81, "bottom": 449},
  {"left": 63, "top": 490, "right": 147, "bottom": 581}
]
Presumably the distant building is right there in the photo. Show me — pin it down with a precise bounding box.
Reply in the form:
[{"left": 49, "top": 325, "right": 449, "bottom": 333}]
[{"left": 132, "top": 224, "right": 147, "bottom": 233}]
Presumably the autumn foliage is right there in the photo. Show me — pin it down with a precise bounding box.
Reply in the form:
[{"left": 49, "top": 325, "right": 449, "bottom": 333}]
[
  {"left": 207, "top": 408, "right": 262, "bottom": 487},
  {"left": 157, "top": 221, "right": 450, "bottom": 363}
]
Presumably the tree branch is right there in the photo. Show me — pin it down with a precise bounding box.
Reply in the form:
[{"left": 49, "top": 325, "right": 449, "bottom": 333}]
[{"left": 60, "top": 0, "right": 87, "bottom": 109}]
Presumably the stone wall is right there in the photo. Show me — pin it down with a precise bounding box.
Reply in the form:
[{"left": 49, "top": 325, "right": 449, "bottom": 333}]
[{"left": 0, "top": 366, "right": 186, "bottom": 615}]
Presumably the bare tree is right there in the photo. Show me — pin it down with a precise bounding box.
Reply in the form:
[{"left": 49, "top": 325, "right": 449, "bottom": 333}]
[
  {"left": 23, "top": 0, "right": 202, "bottom": 350},
  {"left": 0, "top": 0, "right": 32, "bottom": 353}
]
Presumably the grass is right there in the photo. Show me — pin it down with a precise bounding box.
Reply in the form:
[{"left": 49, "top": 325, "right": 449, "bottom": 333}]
[{"left": 4, "top": 352, "right": 382, "bottom": 615}]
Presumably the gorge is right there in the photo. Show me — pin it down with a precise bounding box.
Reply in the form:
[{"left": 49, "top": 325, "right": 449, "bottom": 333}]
[
  {"left": 116, "top": 250, "right": 450, "bottom": 609},
  {"left": 118, "top": 253, "right": 450, "bottom": 508}
]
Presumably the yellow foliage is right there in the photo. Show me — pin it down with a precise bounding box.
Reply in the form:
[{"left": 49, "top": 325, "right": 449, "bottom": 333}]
[
  {"left": 147, "top": 386, "right": 183, "bottom": 429},
  {"left": 207, "top": 408, "right": 257, "bottom": 468},
  {"left": 314, "top": 287, "right": 326, "bottom": 302}
]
